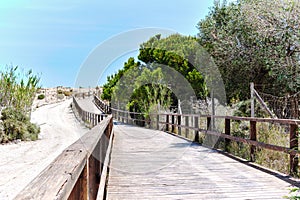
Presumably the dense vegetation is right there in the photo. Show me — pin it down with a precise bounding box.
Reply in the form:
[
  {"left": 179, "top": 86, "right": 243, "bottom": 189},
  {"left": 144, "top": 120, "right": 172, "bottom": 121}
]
[
  {"left": 102, "top": 34, "right": 214, "bottom": 121},
  {"left": 0, "top": 66, "right": 40, "bottom": 143},
  {"left": 198, "top": 0, "right": 300, "bottom": 117},
  {"left": 138, "top": 34, "right": 207, "bottom": 99},
  {"left": 100, "top": 0, "right": 300, "bottom": 178},
  {"left": 102, "top": 0, "right": 300, "bottom": 119}
]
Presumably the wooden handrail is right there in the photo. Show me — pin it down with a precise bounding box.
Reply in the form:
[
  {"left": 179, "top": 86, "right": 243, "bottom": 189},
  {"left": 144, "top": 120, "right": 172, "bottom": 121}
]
[
  {"left": 15, "top": 116, "right": 113, "bottom": 200},
  {"left": 94, "top": 95, "right": 111, "bottom": 114},
  {"left": 93, "top": 95, "right": 300, "bottom": 176},
  {"left": 15, "top": 93, "right": 114, "bottom": 200},
  {"left": 103, "top": 106, "right": 299, "bottom": 176},
  {"left": 73, "top": 96, "right": 108, "bottom": 127}
]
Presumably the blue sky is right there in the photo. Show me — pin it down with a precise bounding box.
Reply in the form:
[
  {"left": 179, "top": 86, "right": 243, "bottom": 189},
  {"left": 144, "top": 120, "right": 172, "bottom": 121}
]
[{"left": 0, "top": 0, "right": 215, "bottom": 87}]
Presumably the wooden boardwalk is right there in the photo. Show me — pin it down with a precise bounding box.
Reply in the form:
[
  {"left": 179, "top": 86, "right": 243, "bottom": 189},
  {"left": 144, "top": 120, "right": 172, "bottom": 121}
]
[
  {"left": 106, "top": 123, "right": 293, "bottom": 200},
  {"left": 76, "top": 96, "right": 103, "bottom": 114}
]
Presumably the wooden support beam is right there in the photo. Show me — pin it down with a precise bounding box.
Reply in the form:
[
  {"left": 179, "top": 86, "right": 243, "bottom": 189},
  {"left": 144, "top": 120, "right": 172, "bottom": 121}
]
[
  {"left": 185, "top": 116, "right": 189, "bottom": 138},
  {"left": 194, "top": 116, "right": 199, "bottom": 142},
  {"left": 290, "top": 124, "right": 299, "bottom": 176},
  {"left": 166, "top": 115, "right": 170, "bottom": 132},
  {"left": 177, "top": 115, "right": 181, "bottom": 135},
  {"left": 250, "top": 121, "right": 257, "bottom": 162},
  {"left": 225, "top": 118, "right": 231, "bottom": 152}
]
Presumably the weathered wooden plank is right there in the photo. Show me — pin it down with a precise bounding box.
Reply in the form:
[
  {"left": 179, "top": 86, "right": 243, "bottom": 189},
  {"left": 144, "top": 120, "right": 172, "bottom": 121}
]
[
  {"left": 15, "top": 117, "right": 112, "bottom": 200},
  {"left": 106, "top": 124, "right": 294, "bottom": 200},
  {"left": 96, "top": 127, "right": 114, "bottom": 200}
]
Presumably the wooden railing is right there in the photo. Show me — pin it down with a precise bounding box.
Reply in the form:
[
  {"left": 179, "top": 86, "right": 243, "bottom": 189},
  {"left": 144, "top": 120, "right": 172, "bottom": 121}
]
[
  {"left": 15, "top": 95, "right": 113, "bottom": 200},
  {"left": 94, "top": 95, "right": 111, "bottom": 114},
  {"left": 73, "top": 91, "right": 94, "bottom": 99},
  {"left": 93, "top": 96, "right": 300, "bottom": 176},
  {"left": 73, "top": 96, "right": 108, "bottom": 127}
]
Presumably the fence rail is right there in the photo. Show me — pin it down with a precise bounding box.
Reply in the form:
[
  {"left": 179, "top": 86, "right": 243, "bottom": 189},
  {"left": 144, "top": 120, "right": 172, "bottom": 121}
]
[
  {"left": 15, "top": 94, "right": 113, "bottom": 200},
  {"left": 94, "top": 95, "right": 111, "bottom": 114},
  {"left": 73, "top": 96, "right": 108, "bottom": 127},
  {"left": 93, "top": 96, "right": 300, "bottom": 176}
]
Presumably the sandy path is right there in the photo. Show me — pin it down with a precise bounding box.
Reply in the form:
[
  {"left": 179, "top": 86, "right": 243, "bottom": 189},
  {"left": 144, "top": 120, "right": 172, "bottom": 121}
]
[{"left": 0, "top": 99, "right": 89, "bottom": 200}]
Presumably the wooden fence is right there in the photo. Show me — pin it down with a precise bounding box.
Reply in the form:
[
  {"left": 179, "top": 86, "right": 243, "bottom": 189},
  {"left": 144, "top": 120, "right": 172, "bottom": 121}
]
[
  {"left": 73, "top": 96, "right": 108, "bottom": 127},
  {"left": 15, "top": 95, "right": 113, "bottom": 200},
  {"left": 93, "top": 95, "right": 300, "bottom": 176},
  {"left": 93, "top": 95, "right": 111, "bottom": 114}
]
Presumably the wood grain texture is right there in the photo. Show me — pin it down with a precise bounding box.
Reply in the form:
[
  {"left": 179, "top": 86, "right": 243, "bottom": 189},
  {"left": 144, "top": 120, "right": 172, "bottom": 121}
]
[
  {"left": 106, "top": 123, "right": 295, "bottom": 200},
  {"left": 14, "top": 117, "right": 112, "bottom": 200}
]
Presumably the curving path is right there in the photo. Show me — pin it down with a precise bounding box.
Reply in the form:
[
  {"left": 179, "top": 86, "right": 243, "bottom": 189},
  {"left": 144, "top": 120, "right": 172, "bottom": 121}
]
[
  {"left": 0, "top": 99, "right": 89, "bottom": 200},
  {"left": 76, "top": 96, "right": 103, "bottom": 114}
]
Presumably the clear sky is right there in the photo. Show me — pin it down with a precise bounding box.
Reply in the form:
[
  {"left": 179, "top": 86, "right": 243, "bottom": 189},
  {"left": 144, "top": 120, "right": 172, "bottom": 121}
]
[{"left": 0, "top": 0, "right": 215, "bottom": 87}]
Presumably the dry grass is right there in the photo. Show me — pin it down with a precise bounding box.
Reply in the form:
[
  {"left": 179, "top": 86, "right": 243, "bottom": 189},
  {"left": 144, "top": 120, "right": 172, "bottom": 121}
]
[{"left": 255, "top": 122, "right": 290, "bottom": 174}]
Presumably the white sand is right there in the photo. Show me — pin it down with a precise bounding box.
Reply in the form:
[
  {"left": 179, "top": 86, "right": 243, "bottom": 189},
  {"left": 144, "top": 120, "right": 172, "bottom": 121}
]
[{"left": 0, "top": 99, "right": 89, "bottom": 200}]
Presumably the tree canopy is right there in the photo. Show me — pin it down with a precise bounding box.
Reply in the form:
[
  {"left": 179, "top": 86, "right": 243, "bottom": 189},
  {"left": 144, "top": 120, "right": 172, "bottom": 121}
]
[
  {"left": 102, "top": 0, "right": 300, "bottom": 119},
  {"left": 197, "top": 0, "right": 300, "bottom": 103},
  {"left": 138, "top": 34, "right": 207, "bottom": 99}
]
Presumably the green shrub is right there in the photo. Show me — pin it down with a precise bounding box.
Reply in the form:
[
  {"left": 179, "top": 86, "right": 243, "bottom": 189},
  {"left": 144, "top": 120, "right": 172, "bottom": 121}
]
[
  {"left": 0, "top": 107, "right": 40, "bottom": 143},
  {"left": 57, "top": 93, "right": 65, "bottom": 100},
  {"left": 1, "top": 107, "right": 29, "bottom": 122},
  {"left": 37, "top": 94, "right": 45, "bottom": 100},
  {"left": 63, "top": 91, "right": 72, "bottom": 96},
  {"left": 57, "top": 89, "right": 63, "bottom": 94}
]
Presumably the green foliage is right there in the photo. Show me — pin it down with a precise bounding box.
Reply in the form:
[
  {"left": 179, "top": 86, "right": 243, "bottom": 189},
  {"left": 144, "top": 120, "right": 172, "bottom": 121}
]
[
  {"left": 126, "top": 67, "right": 173, "bottom": 120},
  {"left": 63, "top": 90, "right": 72, "bottom": 96},
  {"left": 101, "top": 57, "right": 141, "bottom": 101},
  {"left": 57, "top": 93, "right": 65, "bottom": 100},
  {"left": 233, "top": 100, "right": 268, "bottom": 118},
  {"left": 138, "top": 34, "right": 207, "bottom": 99},
  {"left": 0, "top": 65, "right": 40, "bottom": 143},
  {"left": 284, "top": 188, "right": 300, "bottom": 200},
  {"left": 0, "top": 65, "right": 40, "bottom": 112},
  {"left": 197, "top": 0, "right": 300, "bottom": 103},
  {"left": 0, "top": 107, "right": 40, "bottom": 143},
  {"left": 1, "top": 107, "right": 29, "bottom": 122},
  {"left": 37, "top": 94, "right": 45, "bottom": 100}
]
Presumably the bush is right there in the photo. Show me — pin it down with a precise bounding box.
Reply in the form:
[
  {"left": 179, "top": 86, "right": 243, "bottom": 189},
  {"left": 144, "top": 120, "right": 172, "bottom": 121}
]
[
  {"left": 37, "top": 94, "right": 45, "bottom": 100},
  {"left": 1, "top": 107, "right": 29, "bottom": 122},
  {"left": 63, "top": 91, "right": 72, "bottom": 96},
  {"left": 0, "top": 107, "right": 40, "bottom": 143},
  {"left": 57, "top": 93, "right": 65, "bottom": 100}
]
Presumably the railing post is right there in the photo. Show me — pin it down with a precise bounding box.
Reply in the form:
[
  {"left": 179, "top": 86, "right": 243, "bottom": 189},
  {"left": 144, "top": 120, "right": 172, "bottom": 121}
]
[
  {"left": 185, "top": 115, "right": 189, "bottom": 138},
  {"left": 156, "top": 114, "right": 159, "bottom": 130},
  {"left": 88, "top": 142, "right": 100, "bottom": 199},
  {"left": 69, "top": 164, "right": 88, "bottom": 200},
  {"left": 166, "top": 114, "right": 170, "bottom": 132},
  {"left": 171, "top": 114, "right": 175, "bottom": 133},
  {"left": 250, "top": 120, "right": 257, "bottom": 162},
  {"left": 290, "top": 124, "right": 298, "bottom": 176},
  {"left": 194, "top": 116, "right": 199, "bottom": 142},
  {"left": 93, "top": 114, "right": 95, "bottom": 126},
  {"left": 177, "top": 115, "right": 181, "bottom": 135},
  {"left": 225, "top": 118, "right": 231, "bottom": 152},
  {"left": 207, "top": 116, "right": 211, "bottom": 131},
  {"left": 126, "top": 111, "right": 129, "bottom": 124}
]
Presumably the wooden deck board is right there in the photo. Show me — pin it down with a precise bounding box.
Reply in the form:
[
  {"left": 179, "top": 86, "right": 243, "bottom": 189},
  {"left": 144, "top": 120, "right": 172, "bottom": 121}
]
[{"left": 106, "top": 123, "right": 294, "bottom": 199}]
